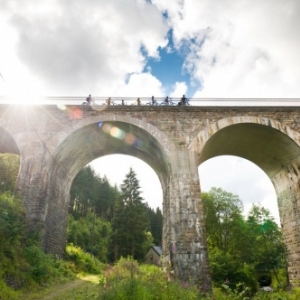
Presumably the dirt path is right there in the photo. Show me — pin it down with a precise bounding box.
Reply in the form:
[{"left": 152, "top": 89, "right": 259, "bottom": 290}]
[{"left": 38, "top": 275, "right": 100, "bottom": 300}]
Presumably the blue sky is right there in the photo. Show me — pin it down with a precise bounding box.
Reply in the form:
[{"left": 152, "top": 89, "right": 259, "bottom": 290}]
[{"left": 144, "top": 30, "right": 199, "bottom": 98}]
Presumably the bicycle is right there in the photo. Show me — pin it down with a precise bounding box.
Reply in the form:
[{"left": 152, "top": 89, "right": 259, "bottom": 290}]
[
  {"left": 160, "top": 99, "right": 176, "bottom": 106},
  {"left": 177, "top": 98, "right": 190, "bottom": 106},
  {"left": 146, "top": 100, "right": 159, "bottom": 106},
  {"left": 81, "top": 99, "right": 96, "bottom": 105}
]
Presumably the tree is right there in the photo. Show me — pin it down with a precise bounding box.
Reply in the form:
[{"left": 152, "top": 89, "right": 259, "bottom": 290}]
[
  {"left": 69, "top": 166, "right": 97, "bottom": 217},
  {"left": 146, "top": 206, "right": 163, "bottom": 246},
  {"left": 112, "top": 168, "right": 149, "bottom": 261},
  {"left": 67, "top": 213, "right": 112, "bottom": 262},
  {"left": 69, "top": 166, "right": 119, "bottom": 220},
  {"left": 202, "top": 187, "right": 245, "bottom": 254},
  {"left": 245, "top": 204, "right": 286, "bottom": 285},
  {"left": 202, "top": 187, "right": 287, "bottom": 291}
]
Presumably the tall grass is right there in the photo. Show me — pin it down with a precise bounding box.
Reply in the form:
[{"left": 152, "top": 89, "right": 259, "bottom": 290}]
[{"left": 99, "top": 257, "right": 201, "bottom": 300}]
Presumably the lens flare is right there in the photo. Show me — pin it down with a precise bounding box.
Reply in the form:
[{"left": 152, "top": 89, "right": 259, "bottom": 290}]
[
  {"left": 110, "top": 127, "right": 126, "bottom": 140},
  {"left": 57, "top": 104, "right": 67, "bottom": 110},
  {"left": 125, "top": 133, "right": 135, "bottom": 145},
  {"left": 101, "top": 123, "right": 137, "bottom": 145},
  {"left": 102, "top": 123, "right": 112, "bottom": 133},
  {"left": 68, "top": 106, "right": 83, "bottom": 119},
  {"left": 133, "top": 139, "right": 144, "bottom": 149}
]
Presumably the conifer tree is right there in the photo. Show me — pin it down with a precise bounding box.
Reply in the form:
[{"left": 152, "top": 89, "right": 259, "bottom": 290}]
[{"left": 112, "top": 168, "right": 148, "bottom": 261}]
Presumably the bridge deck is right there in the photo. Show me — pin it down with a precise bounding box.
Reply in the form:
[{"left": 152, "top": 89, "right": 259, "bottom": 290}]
[{"left": 1, "top": 96, "right": 300, "bottom": 107}]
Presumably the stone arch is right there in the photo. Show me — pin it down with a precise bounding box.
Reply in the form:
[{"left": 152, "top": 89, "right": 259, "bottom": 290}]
[
  {"left": 190, "top": 115, "right": 300, "bottom": 286},
  {"left": 43, "top": 119, "right": 172, "bottom": 255},
  {"left": 189, "top": 115, "right": 300, "bottom": 176},
  {"left": 46, "top": 113, "right": 177, "bottom": 159}
]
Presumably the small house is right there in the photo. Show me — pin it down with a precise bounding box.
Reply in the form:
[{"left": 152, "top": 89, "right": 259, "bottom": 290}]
[{"left": 145, "top": 245, "right": 162, "bottom": 266}]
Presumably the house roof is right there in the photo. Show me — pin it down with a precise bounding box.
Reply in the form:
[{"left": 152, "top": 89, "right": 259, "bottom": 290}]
[{"left": 151, "top": 246, "right": 162, "bottom": 256}]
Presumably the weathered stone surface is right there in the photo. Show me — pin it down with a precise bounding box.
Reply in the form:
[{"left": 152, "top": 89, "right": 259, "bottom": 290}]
[{"left": 2, "top": 104, "right": 300, "bottom": 291}]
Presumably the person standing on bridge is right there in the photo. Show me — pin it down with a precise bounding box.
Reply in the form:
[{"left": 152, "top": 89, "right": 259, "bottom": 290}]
[
  {"left": 137, "top": 98, "right": 141, "bottom": 106},
  {"left": 181, "top": 95, "right": 186, "bottom": 106},
  {"left": 106, "top": 97, "right": 111, "bottom": 105},
  {"left": 164, "top": 96, "right": 169, "bottom": 105},
  {"left": 151, "top": 96, "right": 156, "bottom": 105},
  {"left": 86, "top": 94, "right": 92, "bottom": 105}
]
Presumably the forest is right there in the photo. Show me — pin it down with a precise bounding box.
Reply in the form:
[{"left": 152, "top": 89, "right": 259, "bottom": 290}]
[{"left": 0, "top": 153, "right": 295, "bottom": 299}]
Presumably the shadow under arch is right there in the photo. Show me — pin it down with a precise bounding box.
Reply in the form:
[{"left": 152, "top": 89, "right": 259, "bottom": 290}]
[
  {"left": 0, "top": 126, "right": 20, "bottom": 155},
  {"left": 198, "top": 122, "right": 300, "bottom": 178},
  {"left": 43, "top": 120, "right": 170, "bottom": 254}
]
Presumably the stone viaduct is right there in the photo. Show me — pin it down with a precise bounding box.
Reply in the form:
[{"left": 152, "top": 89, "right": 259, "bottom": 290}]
[{"left": 1, "top": 101, "right": 300, "bottom": 291}]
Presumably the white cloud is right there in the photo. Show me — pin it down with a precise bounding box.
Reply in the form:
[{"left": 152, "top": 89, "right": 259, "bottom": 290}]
[
  {"left": 154, "top": 0, "right": 300, "bottom": 97},
  {"left": 115, "top": 72, "right": 165, "bottom": 97},
  {"left": 170, "top": 81, "right": 188, "bottom": 98},
  {"left": 0, "top": 0, "right": 169, "bottom": 96}
]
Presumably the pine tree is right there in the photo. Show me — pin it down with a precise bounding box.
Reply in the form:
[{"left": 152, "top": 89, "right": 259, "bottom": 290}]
[
  {"left": 112, "top": 168, "right": 149, "bottom": 261},
  {"left": 146, "top": 206, "right": 163, "bottom": 246}
]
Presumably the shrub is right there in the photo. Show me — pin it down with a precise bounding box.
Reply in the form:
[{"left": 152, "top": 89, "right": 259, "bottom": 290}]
[
  {"left": 0, "top": 193, "right": 25, "bottom": 256},
  {"left": 0, "top": 280, "right": 20, "bottom": 300},
  {"left": 100, "top": 257, "right": 200, "bottom": 300},
  {"left": 65, "top": 244, "right": 104, "bottom": 274}
]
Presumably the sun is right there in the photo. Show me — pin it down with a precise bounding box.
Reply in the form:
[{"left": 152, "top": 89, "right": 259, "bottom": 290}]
[{"left": 0, "top": 77, "right": 46, "bottom": 105}]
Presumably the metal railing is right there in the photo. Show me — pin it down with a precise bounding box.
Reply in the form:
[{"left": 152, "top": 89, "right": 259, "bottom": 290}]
[{"left": 1, "top": 96, "right": 300, "bottom": 107}]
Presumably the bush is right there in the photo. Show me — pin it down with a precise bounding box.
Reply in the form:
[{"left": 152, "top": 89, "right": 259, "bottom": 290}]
[
  {"left": 0, "top": 280, "right": 20, "bottom": 300},
  {"left": 65, "top": 244, "right": 104, "bottom": 274},
  {"left": 0, "top": 193, "right": 25, "bottom": 256},
  {"left": 99, "top": 257, "right": 200, "bottom": 300}
]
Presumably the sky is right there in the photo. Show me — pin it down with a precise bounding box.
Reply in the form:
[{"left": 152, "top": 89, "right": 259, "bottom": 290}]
[{"left": 1, "top": 0, "right": 300, "bottom": 222}]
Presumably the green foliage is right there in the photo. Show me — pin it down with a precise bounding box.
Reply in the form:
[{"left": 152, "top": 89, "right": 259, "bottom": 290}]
[
  {"left": 202, "top": 188, "right": 287, "bottom": 293},
  {"left": 0, "top": 280, "right": 20, "bottom": 300},
  {"left": 69, "top": 165, "right": 163, "bottom": 264},
  {"left": 0, "top": 153, "right": 20, "bottom": 194},
  {"left": 209, "top": 248, "right": 258, "bottom": 293},
  {"left": 146, "top": 206, "right": 163, "bottom": 246},
  {"left": 112, "top": 168, "right": 149, "bottom": 261},
  {"left": 0, "top": 191, "right": 76, "bottom": 295},
  {"left": 24, "top": 245, "right": 65, "bottom": 284},
  {"left": 246, "top": 205, "right": 286, "bottom": 276},
  {"left": 67, "top": 213, "right": 112, "bottom": 262},
  {"left": 65, "top": 244, "right": 104, "bottom": 274},
  {"left": 70, "top": 166, "right": 119, "bottom": 221},
  {"left": 0, "top": 193, "right": 25, "bottom": 259},
  {"left": 99, "top": 257, "right": 200, "bottom": 300}
]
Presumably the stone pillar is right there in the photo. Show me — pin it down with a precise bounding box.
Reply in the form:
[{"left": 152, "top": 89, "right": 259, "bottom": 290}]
[
  {"left": 272, "top": 160, "right": 300, "bottom": 286},
  {"left": 42, "top": 175, "right": 70, "bottom": 256},
  {"left": 163, "top": 149, "right": 211, "bottom": 292},
  {"left": 15, "top": 132, "right": 53, "bottom": 242}
]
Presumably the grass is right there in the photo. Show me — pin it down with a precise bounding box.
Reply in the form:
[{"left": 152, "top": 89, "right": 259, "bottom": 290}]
[{"left": 18, "top": 275, "right": 101, "bottom": 300}]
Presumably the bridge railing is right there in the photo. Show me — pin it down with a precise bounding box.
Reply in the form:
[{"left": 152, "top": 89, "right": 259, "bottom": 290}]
[{"left": 1, "top": 96, "right": 300, "bottom": 106}]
